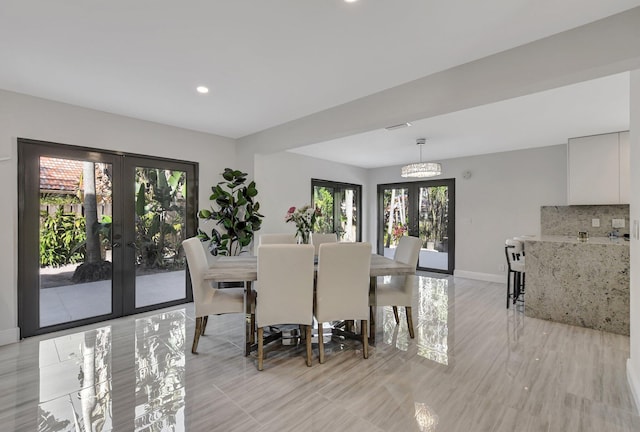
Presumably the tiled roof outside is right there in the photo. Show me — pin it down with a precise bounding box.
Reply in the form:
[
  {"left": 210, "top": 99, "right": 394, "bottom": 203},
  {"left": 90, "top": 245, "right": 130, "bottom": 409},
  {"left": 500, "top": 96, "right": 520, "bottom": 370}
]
[{"left": 40, "top": 157, "right": 83, "bottom": 192}]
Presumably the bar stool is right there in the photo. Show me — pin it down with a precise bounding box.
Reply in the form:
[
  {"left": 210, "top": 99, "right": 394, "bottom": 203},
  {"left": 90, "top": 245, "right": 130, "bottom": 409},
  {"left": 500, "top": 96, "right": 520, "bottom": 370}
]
[{"left": 504, "top": 239, "right": 525, "bottom": 308}]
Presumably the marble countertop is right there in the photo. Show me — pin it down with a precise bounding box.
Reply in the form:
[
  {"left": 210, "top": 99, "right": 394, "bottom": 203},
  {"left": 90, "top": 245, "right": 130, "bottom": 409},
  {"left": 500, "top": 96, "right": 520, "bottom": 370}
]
[{"left": 521, "top": 235, "right": 629, "bottom": 246}]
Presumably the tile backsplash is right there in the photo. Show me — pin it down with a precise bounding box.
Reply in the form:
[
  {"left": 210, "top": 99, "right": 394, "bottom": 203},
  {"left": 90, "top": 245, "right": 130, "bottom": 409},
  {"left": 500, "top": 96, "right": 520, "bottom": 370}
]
[{"left": 541, "top": 205, "right": 630, "bottom": 237}]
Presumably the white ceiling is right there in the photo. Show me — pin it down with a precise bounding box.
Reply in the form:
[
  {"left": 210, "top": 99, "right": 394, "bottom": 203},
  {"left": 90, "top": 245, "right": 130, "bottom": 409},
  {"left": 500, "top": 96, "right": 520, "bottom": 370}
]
[{"left": 0, "top": 1, "right": 638, "bottom": 165}]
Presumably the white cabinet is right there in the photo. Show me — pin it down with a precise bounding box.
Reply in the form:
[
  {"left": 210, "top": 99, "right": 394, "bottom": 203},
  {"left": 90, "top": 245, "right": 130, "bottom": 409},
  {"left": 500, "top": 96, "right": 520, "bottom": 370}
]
[
  {"left": 567, "top": 131, "right": 630, "bottom": 205},
  {"left": 619, "top": 131, "right": 630, "bottom": 204}
]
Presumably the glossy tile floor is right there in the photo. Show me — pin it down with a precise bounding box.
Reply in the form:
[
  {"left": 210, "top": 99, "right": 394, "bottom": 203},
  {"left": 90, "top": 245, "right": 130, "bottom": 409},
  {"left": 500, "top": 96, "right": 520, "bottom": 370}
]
[{"left": 2, "top": 274, "right": 639, "bottom": 431}]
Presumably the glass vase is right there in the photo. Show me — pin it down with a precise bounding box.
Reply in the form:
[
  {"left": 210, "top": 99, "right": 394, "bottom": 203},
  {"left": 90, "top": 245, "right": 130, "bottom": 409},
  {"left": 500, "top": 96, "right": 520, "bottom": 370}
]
[{"left": 297, "top": 231, "right": 310, "bottom": 244}]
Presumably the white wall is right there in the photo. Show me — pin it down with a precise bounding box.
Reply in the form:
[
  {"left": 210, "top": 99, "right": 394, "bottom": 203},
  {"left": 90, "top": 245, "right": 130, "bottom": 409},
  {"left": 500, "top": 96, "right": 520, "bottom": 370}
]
[
  {"left": 0, "top": 89, "right": 236, "bottom": 345},
  {"left": 254, "top": 151, "right": 368, "bottom": 237},
  {"left": 368, "top": 144, "right": 568, "bottom": 281},
  {"left": 628, "top": 69, "right": 640, "bottom": 412}
]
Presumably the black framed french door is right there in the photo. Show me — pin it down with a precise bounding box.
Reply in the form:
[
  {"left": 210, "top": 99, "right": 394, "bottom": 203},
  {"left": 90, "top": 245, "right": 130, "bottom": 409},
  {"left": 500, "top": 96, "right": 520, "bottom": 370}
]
[
  {"left": 377, "top": 178, "right": 455, "bottom": 274},
  {"left": 18, "top": 138, "right": 197, "bottom": 338}
]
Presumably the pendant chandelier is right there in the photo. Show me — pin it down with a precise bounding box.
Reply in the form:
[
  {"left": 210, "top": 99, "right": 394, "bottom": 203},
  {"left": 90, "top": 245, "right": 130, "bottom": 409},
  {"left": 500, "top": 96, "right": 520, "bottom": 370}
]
[{"left": 401, "top": 138, "right": 442, "bottom": 178}]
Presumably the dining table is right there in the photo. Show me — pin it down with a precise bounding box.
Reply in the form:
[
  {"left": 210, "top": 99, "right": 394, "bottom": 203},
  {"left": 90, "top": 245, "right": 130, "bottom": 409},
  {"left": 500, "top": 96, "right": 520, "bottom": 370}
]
[{"left": 203, "top": 253, "right": 415, "bottom": 356}]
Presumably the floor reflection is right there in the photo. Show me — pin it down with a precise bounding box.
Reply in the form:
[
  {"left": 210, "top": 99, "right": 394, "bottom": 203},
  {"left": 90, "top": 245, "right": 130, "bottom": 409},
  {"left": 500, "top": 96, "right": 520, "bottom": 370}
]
[
  {"left": 134, "top": 309, "right": 186, "bottom": 431},
  {"left": 380, "top": 275, "right": 452, "bottom": 366},
  {"left": 35, "top": 310, "right": 188, "bottom": 432},
  {"left": 505, "top": 303, "right": 525, "bottom": 380},
  {"left": 414, "top": 402, "right": 439, "bottom": 432},
  {"left": 38, "top": 326, "right": 113, "bottom": 432},
  {"left": 416, "top": 276, "right": 450, "bottom": 365}
]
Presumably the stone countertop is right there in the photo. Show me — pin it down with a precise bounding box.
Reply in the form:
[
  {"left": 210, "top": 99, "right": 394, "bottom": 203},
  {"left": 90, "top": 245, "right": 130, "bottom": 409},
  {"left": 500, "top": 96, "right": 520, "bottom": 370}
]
[{"left": 521, "top": 235, "right": 629, "bottom": 246}]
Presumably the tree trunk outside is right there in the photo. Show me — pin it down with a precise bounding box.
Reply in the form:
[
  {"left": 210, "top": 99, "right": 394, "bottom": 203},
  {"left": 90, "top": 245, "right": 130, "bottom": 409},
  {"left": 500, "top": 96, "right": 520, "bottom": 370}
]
[
  {"left": 84, "top": 161, "right": 102, "bottom": 264},
  {"left": 72, "top": 162, "right": 111, "bottom": 282}
]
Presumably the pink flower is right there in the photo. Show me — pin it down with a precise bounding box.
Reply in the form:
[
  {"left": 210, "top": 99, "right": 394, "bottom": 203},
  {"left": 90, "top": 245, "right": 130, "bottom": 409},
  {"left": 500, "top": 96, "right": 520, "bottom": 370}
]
[{"left": 287, "top": 206, "right": 296, "bottom": 214}]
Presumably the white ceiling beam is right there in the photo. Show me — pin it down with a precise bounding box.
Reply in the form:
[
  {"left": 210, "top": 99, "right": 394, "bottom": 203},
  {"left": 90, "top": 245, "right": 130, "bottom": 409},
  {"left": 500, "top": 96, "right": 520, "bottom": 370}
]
[{"left": 237, "top": 6, "right": 640, "bottom": 162}]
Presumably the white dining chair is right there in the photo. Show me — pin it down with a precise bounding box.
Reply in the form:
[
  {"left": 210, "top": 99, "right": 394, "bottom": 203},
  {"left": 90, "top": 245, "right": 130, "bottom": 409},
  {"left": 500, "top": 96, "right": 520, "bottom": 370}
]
[
  {"left": 315, "top": 242, "right": 372, "bottom": 363},
  {"left": 311, "top": 232, "right": 338, "bottom": 255},
  {"left": 183, "top": 237, "right": 246, "bottom": 354},
  {"left": 255, "top": 244, "right": 315, "bottom": 370},
  {"left": 372, "top": 235, "right": 421, "bottom": 338},
  {"left": 258, "top": 233, "right": 297, "bottom": 245}
]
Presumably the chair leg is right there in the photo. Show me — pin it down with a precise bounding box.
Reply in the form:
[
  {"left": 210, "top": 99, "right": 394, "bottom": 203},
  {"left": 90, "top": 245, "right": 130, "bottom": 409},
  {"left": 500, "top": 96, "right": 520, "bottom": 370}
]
[
  {"left": 392, "top": 306, "right": 400, "bottom": 324},
  {"left": 192, "top": 317, "right": 203, "bottom": 354},
  {"left": 257, "top": 327, "right": 264, "bottom": 371},
  {"left": 369, "top": 306, "right": 375, "bottom": 328},
  {"left": 361, "top": 320, "right": 369, "bottom": 359},
  {"left": 506, "top": 271, "right": 511, "bottom": 309},
  {"left": 305, "top": 325, "right": 312, "bottom": 367},
  {"left": 318, "top": 321, "right": 325, "bottom": 364},
  {"left": 250, "top": 314, "right": 256, "bottom": 344},
  {"left": 345, "top": 320, "right": 354, "bottom": 332},
  {"left": 405, "top": 307, "right": 415, "bottom": 339},
  {"left": 201, "top": 315, "right": 208, "bottom": 335},
  {"left": 513, "top": 272, "right": 520, "bottom": 305}
]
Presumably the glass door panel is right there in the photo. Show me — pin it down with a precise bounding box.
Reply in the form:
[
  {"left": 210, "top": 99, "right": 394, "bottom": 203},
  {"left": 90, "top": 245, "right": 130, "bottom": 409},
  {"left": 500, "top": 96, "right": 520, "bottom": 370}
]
[
  {"left": 133, "top": 167, "right": 187, "bottom": 308},
  {"left": 418, "top": 185, "right": 450, "bottom": 271},
  {"left": 339, "top": 188, "right": 358, "bottom": 242},
  {"left": 313, "top": 185, "right": 335, "bottom": 234},
  {"left": 312, "top": 179, "right": 362, "bottom": 242},
  {"left": 38, "top": 157, "right": 115, "bottom": 327},
  {"left": 381, "top": 187, "right": 409, "bottom": 259}
]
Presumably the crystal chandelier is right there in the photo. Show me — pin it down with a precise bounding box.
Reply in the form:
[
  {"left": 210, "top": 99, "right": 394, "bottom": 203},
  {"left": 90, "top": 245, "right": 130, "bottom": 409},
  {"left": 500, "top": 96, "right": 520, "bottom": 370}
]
[{"left": 401, "top": 138, "right": 442, "bottom": 178}]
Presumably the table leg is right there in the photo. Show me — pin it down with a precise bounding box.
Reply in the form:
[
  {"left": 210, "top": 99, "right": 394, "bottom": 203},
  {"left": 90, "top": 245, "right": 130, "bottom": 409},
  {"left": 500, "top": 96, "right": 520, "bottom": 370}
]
[
  {"left": 245, "top": 281, "right": 253, "bottom": 357},
  {"left": 369, "top": 276, "right": 376, "bottom": 346}
]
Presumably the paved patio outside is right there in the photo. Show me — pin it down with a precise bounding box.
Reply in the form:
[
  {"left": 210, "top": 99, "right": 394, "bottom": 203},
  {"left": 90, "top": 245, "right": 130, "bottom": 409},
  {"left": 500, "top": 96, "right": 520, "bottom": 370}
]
[{"left": 39, "top": 270, "right": 186, "bottom": 327}]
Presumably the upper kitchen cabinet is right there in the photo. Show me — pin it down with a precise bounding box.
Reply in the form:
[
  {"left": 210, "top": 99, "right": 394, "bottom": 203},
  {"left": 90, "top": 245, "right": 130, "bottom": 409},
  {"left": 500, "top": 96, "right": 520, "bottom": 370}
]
[
  {"left": 567, "top": 131, "right": 630, "bottom": 205},
  {"left": 619, "top": 131, "right": 630, "bottom": 204}
]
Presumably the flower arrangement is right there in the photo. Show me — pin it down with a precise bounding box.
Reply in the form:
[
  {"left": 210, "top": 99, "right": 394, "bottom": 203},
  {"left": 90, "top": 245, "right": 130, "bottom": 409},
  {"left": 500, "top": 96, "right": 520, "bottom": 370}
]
[{"left": 285, "top": 205, "right": 321, "bottom": 244}]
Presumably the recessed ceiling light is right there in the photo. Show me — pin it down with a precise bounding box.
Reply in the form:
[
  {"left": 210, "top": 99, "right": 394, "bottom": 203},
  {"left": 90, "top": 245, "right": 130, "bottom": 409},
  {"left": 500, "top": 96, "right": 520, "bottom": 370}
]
[
  {"left": 385, "top": 122, "right": 412, "bottom": 131},
  {"left": 345, "top": 0, "right": 359, "bottom": 3},
  {"left": 196, "top": 86, "right": 209, "bottom": 94}
]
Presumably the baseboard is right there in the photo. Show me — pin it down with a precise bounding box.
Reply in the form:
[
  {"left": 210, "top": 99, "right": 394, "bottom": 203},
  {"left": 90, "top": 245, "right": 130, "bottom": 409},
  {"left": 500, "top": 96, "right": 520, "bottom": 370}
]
[
  {"left": 0, "top": 327, "right": 19, "bottom": 346},
  {"left": 628, "top": 359, "right": 640, "bottom": 414},
  {"left": 453, "top": 270, "right": 504, "bottom": 284}
]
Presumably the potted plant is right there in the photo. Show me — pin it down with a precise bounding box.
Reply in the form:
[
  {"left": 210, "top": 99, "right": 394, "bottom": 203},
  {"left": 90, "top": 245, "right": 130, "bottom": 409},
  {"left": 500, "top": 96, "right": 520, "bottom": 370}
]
[{"left": 197, "top": 168, "right": 263, "bottom": 256}]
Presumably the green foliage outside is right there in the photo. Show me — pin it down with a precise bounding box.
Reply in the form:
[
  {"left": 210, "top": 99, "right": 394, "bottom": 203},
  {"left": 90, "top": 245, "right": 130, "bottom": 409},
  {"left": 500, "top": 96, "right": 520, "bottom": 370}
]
[
  {"left": 313, "top": 186, "right": 334, "bottom": 233},
  {"left": 39, "top": 206, "right": 87, "bottom": 267},
  {"left": 39, "top": 206, "right": 113, "bottom": 268},
  {"left": 381, "top": 185, "right": 448, "bottom": 250},
  {"left": 40, "top": 193, "right": 81, "bottom": 205},
  {"left": 135, "top": 168, "right": 186, "bottom": 269},
  {"left": 419, "top": 186, "right": 448, "bottom": 248}
]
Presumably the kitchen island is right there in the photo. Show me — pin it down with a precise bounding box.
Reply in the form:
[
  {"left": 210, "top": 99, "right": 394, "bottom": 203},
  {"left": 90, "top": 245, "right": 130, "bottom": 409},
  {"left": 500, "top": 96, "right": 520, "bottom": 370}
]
[{"left": 523, "top": 235, "right": 629, "bottom": 335}]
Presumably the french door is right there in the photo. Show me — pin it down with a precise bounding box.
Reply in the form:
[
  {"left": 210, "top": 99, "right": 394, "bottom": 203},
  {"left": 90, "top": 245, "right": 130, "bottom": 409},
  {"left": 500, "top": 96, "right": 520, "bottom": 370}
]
[
  {"left": 18, "top": 139, "right": 197, "bottom": 337},
  {"left": 377, "top": 179, "right": 455, "bottom": 274}
]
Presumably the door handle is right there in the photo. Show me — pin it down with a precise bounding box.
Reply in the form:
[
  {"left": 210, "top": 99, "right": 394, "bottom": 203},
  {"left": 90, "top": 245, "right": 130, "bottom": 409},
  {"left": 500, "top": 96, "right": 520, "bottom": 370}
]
[{"left": 112, "top": 242, "right": 121, "bottom": 248}]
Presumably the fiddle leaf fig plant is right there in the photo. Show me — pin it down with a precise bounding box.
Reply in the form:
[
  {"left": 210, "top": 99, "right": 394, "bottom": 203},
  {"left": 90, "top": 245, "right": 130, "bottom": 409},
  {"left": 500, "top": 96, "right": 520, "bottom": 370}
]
[{"left": 197, "top": 168, "right": 263, "bottom": 256}]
